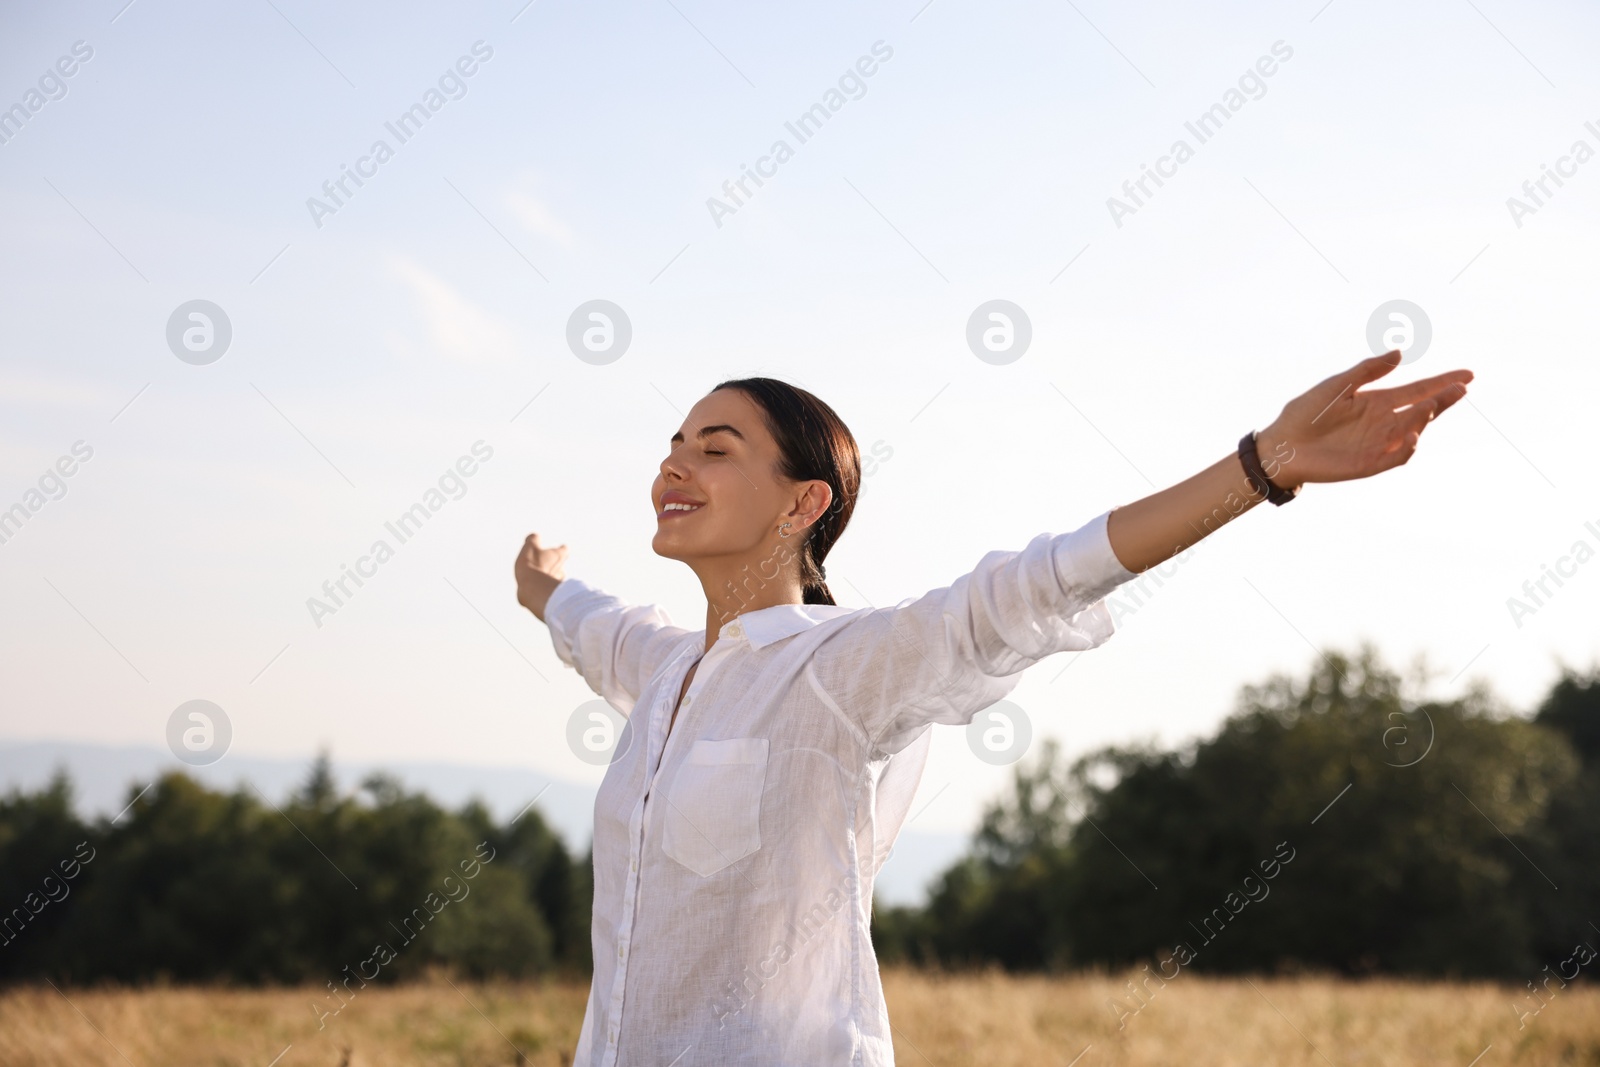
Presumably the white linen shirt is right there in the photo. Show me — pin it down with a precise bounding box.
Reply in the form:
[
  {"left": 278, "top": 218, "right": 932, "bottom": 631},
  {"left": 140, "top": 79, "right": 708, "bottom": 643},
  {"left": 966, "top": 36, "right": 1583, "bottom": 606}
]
[{"left": 543, "top": 508, "right": 1136, "bottom": 1066}]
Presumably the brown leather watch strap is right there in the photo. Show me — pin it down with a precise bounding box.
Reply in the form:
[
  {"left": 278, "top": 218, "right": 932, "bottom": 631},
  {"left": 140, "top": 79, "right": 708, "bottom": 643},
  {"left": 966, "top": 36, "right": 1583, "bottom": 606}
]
[{"left": 1238, "top": 431, "right": 1299, "bottom": 506}]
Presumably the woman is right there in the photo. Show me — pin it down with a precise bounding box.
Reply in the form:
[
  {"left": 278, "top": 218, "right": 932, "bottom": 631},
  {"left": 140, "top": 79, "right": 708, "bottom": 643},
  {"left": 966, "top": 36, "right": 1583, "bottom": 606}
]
[{"left": 513, "top": 352, "right": 1471, "bottom": 1065}]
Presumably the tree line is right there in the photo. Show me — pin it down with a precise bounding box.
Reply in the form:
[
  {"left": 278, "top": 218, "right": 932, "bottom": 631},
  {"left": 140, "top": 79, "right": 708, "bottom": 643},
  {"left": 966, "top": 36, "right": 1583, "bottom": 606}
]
[
  {"left": 872, "top": 644, "right": 1600, "bottom": 980},
  {"left": 3, "top": 643, "right": 1595, "bottom": 985},
  {"left": 0, "top": 758, "right": 591, "bottom": 985}
]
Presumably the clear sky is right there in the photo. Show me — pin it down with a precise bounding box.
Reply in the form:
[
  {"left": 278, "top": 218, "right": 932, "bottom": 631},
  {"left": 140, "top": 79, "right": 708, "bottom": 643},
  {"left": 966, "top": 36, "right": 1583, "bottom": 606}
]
[{"left": 2, "top": 0, "right": 1596, "bottom": 841}]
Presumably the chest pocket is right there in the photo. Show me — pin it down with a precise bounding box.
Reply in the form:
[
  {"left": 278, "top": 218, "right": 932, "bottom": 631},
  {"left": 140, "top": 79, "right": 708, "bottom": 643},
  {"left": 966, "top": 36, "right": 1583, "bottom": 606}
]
[{"left": 661, "top": 737, "right": 768, "bottom": 877}]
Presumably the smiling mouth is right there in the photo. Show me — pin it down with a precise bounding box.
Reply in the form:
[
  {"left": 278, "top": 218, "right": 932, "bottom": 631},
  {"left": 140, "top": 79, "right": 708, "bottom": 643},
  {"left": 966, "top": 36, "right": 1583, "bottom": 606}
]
[{"left": 658, "top": 502, "right": 704, "bottom": 520}]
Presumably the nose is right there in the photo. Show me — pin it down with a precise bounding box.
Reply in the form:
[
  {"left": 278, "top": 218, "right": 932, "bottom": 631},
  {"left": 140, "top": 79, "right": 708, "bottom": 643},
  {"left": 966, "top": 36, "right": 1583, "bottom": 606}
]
[{"left": 660, "top": 445, "right": 687, "bottom": 483}]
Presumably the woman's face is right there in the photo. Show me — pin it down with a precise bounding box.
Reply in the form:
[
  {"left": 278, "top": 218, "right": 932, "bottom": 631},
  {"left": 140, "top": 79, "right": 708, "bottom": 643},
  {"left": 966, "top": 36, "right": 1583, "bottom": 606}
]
[{"left": 651, "top": 388, "right": 829, "bottom": 567}]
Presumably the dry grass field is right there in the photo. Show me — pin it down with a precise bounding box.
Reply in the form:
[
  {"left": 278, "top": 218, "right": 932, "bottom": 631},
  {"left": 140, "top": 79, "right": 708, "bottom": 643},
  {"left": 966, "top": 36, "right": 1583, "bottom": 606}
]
[{"left": 4, "top": 968, "right": 1597, "bottom": 1066}]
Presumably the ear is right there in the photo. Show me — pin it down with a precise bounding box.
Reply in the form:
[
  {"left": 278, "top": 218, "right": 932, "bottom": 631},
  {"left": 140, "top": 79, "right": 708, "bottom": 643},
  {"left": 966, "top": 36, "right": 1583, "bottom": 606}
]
[{"left": 789, "top": 480, "right": 833, "bottom": 530}]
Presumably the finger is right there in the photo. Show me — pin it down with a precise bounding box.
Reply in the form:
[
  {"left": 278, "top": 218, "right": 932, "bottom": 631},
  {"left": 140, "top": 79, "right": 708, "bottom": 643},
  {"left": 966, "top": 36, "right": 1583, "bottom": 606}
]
[
  {"left": 531, "top": 545, "right": 569, "bottom": 567},
  {"left": 1305, "top": 352, "right": 1403, "bottom": 419},
  {"left": 1406, "top": 382, "right": 1468, "bottom": 428},
  {"left": 1366, "top": 370, "right": 1473, "bottom": 409},
  {"left": 1401, "top": 399, "right": 1437, "bottom": 435},
  {"left": 1394, "top": 387, "right": 1457, "bottom": 442},
  {"left": 1429, "top": 381, "right": 1469, "bottom": 418},
  {"left": 1341, "top": 350, "right": 1404, "bottom": 391},
  {"left": 1373, "top": 428, "right": 1422, "bottom": 475}
]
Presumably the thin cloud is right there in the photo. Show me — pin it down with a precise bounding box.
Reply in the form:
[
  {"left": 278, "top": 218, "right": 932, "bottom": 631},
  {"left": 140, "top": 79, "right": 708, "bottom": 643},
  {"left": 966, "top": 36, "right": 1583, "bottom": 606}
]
[
  {"left": 386, "top": 257, "right": 517, "bottom": 367},
  {"left": 504, "top": 189, "right": 574, "bottom": 246}
]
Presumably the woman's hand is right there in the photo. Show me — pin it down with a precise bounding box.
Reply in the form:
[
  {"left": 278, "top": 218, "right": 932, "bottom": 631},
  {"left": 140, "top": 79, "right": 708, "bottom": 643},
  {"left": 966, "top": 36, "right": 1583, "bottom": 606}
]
[
  {"left": 515, "top": 532, "right": 569, "bottom": 621},
  {"left": 1105, "top": 350, "right": 1475, "bottom": 574},
  {"left": 1256, "top": 350, "right": 1473, "bottom": 490}
]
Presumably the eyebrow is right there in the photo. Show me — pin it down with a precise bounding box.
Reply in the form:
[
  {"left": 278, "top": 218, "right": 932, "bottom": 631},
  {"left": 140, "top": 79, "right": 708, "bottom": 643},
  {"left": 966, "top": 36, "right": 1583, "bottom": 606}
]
[{"left": 670, "top": 423, "right": 745, "bottom": 446}]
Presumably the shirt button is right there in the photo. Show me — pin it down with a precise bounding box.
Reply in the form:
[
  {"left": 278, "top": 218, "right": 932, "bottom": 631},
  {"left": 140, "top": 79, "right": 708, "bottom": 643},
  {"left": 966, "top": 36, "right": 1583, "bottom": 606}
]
[{"left": 728, "top": 621, "right": 743, "bottom": 637}]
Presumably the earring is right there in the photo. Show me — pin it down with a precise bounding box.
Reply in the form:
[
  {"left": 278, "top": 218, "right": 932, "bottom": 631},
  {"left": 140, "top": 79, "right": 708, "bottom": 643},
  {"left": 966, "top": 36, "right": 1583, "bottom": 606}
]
[{"left": 778, "top": 522, "right": 792, "bottom": 538}]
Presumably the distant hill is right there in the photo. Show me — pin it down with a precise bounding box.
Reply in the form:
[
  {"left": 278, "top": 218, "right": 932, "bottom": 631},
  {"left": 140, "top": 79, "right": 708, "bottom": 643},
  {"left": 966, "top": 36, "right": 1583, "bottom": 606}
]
[{"left": 0, "top": 740, "right": 964, "bottom": 906}]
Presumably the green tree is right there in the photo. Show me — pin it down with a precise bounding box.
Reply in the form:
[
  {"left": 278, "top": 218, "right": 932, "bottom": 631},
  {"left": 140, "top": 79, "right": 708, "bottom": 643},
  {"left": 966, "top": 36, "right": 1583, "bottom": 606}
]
[
  {"left": 1527, "top": 667, "right": 1600, "bottom": 965},
  {"left": 1055, "top": 646, "right": 1578, "bottom": 976},
  {"left": 2, "top": 759, "right": 592, "bottom": 986},
  {"left": 0, "top": 770, "right": 91, "bottom": 981},
  {"left": 875, "top": 645, "right": 1593, "bottom": 979}
]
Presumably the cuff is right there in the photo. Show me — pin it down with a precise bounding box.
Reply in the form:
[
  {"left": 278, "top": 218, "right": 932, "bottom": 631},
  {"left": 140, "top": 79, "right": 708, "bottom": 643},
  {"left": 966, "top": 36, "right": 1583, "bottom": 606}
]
[
  {"left": 1051, "top": 509, "right": 1138, "bottom": 605},
  {"left": 542, "top": 577, "right": 596, "bottom": 667}
]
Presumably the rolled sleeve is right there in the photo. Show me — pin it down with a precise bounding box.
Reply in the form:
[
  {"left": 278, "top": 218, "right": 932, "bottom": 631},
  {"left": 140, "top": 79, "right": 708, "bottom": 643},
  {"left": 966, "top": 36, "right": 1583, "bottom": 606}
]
[
  {"left": 544, "top": 578, "right": 691, "bottom": 717},
  {"left": 810, "top": 509, "right": 1137, "bottom": 756}
]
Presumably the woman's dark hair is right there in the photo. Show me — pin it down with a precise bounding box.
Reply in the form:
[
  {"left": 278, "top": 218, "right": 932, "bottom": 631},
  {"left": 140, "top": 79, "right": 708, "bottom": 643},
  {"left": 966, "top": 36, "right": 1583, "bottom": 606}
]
[{"left": 711, "top": 377, "right": 859, "bottom": 606}]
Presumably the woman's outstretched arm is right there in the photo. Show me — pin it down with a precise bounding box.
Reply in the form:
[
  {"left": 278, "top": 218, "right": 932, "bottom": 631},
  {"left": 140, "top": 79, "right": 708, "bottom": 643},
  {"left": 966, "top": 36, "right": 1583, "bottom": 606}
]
[
  {"left": 1104, "top": 351, "right": 1473, "bottom": 574},
  {"left": 514, "top": 532, "right": 690, "bottom": 715}
]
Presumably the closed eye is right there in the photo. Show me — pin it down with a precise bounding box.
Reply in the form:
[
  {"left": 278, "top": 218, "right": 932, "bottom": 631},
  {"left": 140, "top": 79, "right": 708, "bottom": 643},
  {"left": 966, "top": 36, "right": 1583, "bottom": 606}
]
[{"left": 704, "top": 450, "right": 725, "bottom": 456}]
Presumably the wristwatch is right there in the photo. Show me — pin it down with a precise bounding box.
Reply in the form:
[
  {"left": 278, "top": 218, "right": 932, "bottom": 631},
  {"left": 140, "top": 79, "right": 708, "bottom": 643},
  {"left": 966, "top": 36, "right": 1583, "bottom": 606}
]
[{"left": 1238, "top": 431, "right": 1299, "bottom": 506}]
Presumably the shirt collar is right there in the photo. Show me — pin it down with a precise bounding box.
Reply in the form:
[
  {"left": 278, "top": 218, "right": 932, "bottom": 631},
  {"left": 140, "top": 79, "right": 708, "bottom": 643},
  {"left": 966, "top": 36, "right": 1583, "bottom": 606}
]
[{"left": 713, "top": 601, "right": 858, "bottom": 650}]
